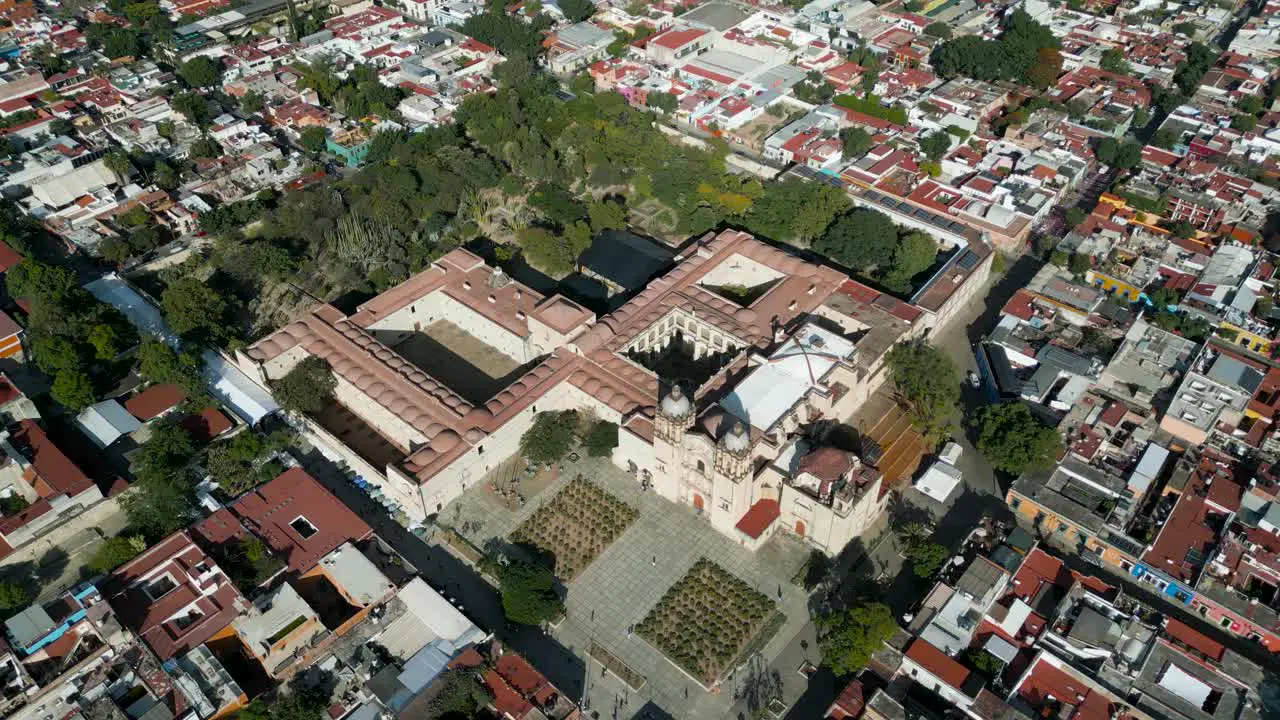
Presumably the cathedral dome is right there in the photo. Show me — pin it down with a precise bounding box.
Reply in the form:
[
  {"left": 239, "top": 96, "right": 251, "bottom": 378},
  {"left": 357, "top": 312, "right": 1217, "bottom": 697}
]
[
  {"left": 721, "top": 421, "right": 751, "bottom": 455},
  {"left": 659, "top": 385, "right": 692, "bottom": 418}
]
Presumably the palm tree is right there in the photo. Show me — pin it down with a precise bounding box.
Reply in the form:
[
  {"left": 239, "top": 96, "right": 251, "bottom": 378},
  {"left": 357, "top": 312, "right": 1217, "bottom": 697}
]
[{"left": 103, "top": 151, "right": 130, "bottom": 185}]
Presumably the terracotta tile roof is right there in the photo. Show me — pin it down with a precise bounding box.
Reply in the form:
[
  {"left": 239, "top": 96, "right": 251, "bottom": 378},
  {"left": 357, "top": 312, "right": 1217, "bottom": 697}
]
[
  {"left": 826, "top": 679, "right": 865, "bottom": 719},
  {"left": 1163, "top": 618, "right": 1224, "bottom": 661},
  {"left": 228, "top": 467, "right": 372, "bottom": 573},
  {"left": 906, "top": 638, "right": 971, "bottom": 690},
  {"left": 125, "top": 383, "right": 186, "bottom": 421},
  {"left": 181, "top": 408, "right": 233, "bottom": 443},
  {"left": 797, "top": 447, "right": 855, "bottom": 483},
  {"left": 9, "top": 419, "right": 95, "bottom": 497},
  {"left": 735, "top": 498, "right": 780, "bottom": 539},
  {"left": 0, "top": 240, "right": 21, "bottom": 273},
  {"left": 105, "top": 531, "right": 244, "bottom": 661}
]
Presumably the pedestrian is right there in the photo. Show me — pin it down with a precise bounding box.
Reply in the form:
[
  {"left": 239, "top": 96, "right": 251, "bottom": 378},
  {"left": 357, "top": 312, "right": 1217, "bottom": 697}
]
[{"left": 651, "top": 555, "right": 656, "bottom": 566}]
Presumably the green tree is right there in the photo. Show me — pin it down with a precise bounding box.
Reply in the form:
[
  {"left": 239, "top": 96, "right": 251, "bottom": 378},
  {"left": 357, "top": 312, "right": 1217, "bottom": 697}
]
[
  {"left": 743, "top": 179, "right": 848, "bottom": 244},
  {"left": 237, "top": 687, "right": 329, "bottom": 720},
  {"left": 272, "top": 357, "right": 335, "bottom": 416},
  {"left": 520, "top": 410, "right": 578, "bottom": 464},
  {"left": 517, "top": 227, "right": 576, "bottom": 276},
  {"left": 494, "top": 558, "right": 565, "bottom": 625},
  {"left": 427, "top": 670, "right": 491, "bottom": 718},
  {"left": 0, "top": 581, "right": 27, "bottom": 619},
  {"left": 161, "top": 277, "right": 230, "bottom": 341},
  {"left": 172, "top": 91, "right": 213, "bottom": 127},
  {"left": 32, "top": 335, "right": 85, "bottom": 375},
  {"left": 918, "top": 131, "right": 952, "bottom": 161},
  {"left": 966, "top": 648, "right": 1004, "bottom": 675},
  {"left": 1237, "top": 95, "right": 1264, "bottom": 115},
  {"left": 1064, "top": 207, "right": 1087, "bottom": 228},
  {"left": 588, "top": 199, "right": 627, "bottom": 233},
  {"left": 190, "top": 136, "right": 222, "bottom": 159},
  {"left": 51, "top": 369, "right": 95, "bottom": 411},
  {"left": 1173, "top": 21, "right": 1197, "bottom": 37},
  {"left": 1151, "top": 128, "right": 1179, "bottom": 149},
  {"left": 584, "top": 420, "right": 618, "bottom": 457},
  {"left": 136, "top": 341, "right": 206, "bottom": 397},
  {"left": 154, "top": 161, "right": 180, "bottom": 191},
  {"left": 241, "top": 90, "right": 265, "bottom": 114},
  {"left": 87, "top": 323, "right": 124, "bottom": 360},
  {"left": 87, "top": 535, "right": 148, "bottom": 573},
  {"left": 299, "top": 126, "right": 328, "bottom": 154},
  {"left": 971, "top": 402, "right": 1064, "bottom": 474},
  {"left": 104, "top": 150, "right": 131, "bottom": 185},
  {"left": 124, "top": 422, "right": 198, "bottom": 541},
  {"left": 816, "top": 601, "right": 897, "bottom": 677},
  {"left": 206, "top": 432, "right": 283, "bottom": 495},
  {"left": 840, "top": 126, "right": 873, "bottom": 159},
  {"left": 880, "top": 231, "right": 937, "bottom": 293},
  {"left": 902, "top": 536, "right": 948, "bottom": 578},
  {"left": 1069, "top": 252, "right": 1091, "bottom": 275},
  {"left": 178, "top": 56, "right": 221, "bottom": 88},
  {"left": 885, "top": 340, "right": 959, "bottom": 440},
  {"left": 1231, "top": 114, "right": 1257, "bottom": 132},
  {"left": 558, "top": 0, "right": 595, "bottom": 21},
  {"left": 1100, "top": 48, "right": 1129, "bottom": 74},
  {"left": 218, "top": 536, "right": 282, "bottom": 591},
  {"left": 924, "top": 22, "right": 951, "bottom": 39}
]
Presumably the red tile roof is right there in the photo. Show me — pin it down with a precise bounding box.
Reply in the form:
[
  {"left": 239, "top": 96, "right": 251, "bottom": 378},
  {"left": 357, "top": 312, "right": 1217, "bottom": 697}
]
[
  {"left": 228, "top": 467, "right": 372, "bottom": 573},
  {"left": 1016, "top": 655, "right": 1111, "bottom": 720},
  {"left": 1143, "top": 493, "right": 1221, "bottom": 583},
  {"left": 0, "top": 241, "right": 21, "bottom": 273},
  {"left": 826, "top": 679, "right": 866, "bottom": 719},
  {"left": 1163, "top": 618, "right": 1225, "bottom": 662},
  {"left": 735, "top": 498, "right": 780, "bottom": 539},
  {"left": 181, "top": 408, "right": 233, "bottom": 443},
  {"left": 906, "top": 638, "right": 971, "bottom": 689},
  {"left": 125, "top": 384, "right": 186, "bottom": 421},
  {"left": 1098, "top": 402, "right": 1126, "bottom": 428},
  {"left": 9, "top": 419, "right": 96, "bottom": 498},
  {"left": 1001, "top": 289, "right": 1036, "bottom": 321},
  {"left": 105, "top": 531, "right": 244, "bottom": 661},
  {"left": 651, "top": 27, "right": 706, "bottom": 49}
]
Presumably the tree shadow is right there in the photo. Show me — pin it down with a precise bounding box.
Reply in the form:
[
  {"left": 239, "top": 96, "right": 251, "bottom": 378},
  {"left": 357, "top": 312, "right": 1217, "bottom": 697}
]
[
  {"left": 885, "top": 492, "right": 935, "bottom": 530},
  {"left": 35, "top": 547, "right": 70, "bottom": 587},
  {"left": 733, "top": 654, "right": 783, "bottom": 720},
  {"left": 291, "top": 446, "right": 588, "bottom": 700}
]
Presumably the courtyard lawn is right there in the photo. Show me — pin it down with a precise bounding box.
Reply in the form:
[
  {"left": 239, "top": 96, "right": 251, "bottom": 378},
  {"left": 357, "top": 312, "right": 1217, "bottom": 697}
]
[
  {"left": 637, "top": 558, "right": 780, "bottom": 686},
  {"left": 511, "top": 476, "right": 637, "bottom": 580}
]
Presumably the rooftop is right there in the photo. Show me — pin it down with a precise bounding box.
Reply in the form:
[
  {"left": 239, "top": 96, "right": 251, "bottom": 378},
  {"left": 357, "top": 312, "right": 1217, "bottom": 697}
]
[{"left": 225, "top": 468, "right": 373, "bottom": 574}]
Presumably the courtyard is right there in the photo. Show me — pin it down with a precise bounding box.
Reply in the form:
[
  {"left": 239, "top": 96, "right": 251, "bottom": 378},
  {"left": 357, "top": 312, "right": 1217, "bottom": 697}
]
[
  {"left": 440, "top": 454, "right": 812, "bottom": 720},
  {"left": 389, "top": 320, "right": 531, "bottom": 404}
]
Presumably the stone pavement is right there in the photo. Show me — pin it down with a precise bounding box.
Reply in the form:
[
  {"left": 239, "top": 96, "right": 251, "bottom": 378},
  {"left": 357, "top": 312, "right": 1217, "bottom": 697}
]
[{"left": 443, "top": 454, "right": 811, "bottom": 720}]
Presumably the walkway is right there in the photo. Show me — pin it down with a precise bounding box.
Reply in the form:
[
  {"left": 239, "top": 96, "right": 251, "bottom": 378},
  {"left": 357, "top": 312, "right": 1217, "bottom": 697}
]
[{"left": 444, "top": 454, "right": 812, "bottom": 720}]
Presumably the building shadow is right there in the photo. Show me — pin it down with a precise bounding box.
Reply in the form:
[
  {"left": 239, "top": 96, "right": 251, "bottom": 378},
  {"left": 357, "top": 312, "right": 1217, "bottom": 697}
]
[
  {"left": 963, "top": 253, "right": 1042, "bottom": 346},
  {"left": 292, "top": 447, "right": 588, "bottom": 700}
]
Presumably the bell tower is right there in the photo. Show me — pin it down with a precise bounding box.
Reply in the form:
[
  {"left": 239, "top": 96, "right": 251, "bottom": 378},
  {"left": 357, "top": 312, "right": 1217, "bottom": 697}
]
[
  {"left": 714, "top": 421, "right": 753, "bottom": 483},
  {"left": 653, "top": 385, "right": 694, "bottom": 500}
]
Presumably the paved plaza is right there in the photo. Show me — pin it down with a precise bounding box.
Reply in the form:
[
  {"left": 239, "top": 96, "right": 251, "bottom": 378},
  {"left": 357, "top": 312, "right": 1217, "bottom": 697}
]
[{"left": 442, "top": 454, "right": 812, "bottom": 719}]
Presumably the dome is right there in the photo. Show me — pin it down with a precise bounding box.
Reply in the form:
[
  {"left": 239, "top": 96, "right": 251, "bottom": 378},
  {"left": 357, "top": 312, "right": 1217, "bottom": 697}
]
[
  {"left": 431, "top": 430, "right": 461, "bottom": 452},
  {"left": 721, "top": 421, "right": 750, "bottom": 454},
  {"left": 659, "top": 385, "right": 692, "bottom": 418}
]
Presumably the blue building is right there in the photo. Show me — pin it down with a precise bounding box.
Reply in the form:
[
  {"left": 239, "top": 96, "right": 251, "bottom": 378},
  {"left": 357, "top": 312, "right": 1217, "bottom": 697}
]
[{"left": 3, "top": 583, "right": 98, "bottom": 657}]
